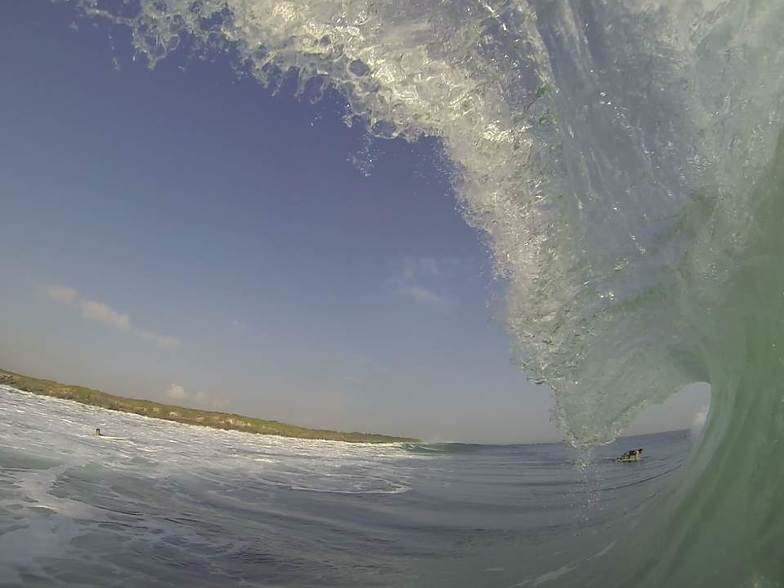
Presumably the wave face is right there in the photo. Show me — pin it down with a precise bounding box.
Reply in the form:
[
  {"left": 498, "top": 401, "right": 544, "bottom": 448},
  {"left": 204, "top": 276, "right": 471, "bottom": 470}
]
[{"left": 65, "top": 0, "right": 784, "bottom": 585}]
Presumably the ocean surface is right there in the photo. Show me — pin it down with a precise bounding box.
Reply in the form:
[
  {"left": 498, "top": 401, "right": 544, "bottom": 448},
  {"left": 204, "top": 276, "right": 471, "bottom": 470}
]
[{"left": 0, "top": 385, "right": 694, "bottom": 587}]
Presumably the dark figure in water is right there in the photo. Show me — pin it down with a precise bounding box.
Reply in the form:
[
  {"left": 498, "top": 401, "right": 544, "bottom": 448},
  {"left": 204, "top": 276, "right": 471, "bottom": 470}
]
[
  {"left": 95, "top": 428, "right": 104, "bottom": 436},
  {"left": 618, "top": 448, "right": 643, "bottom": 461}
]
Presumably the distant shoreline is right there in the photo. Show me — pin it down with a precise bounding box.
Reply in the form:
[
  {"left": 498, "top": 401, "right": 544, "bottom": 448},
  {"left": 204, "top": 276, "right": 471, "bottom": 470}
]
[{"left": 0, "top": 368, "right": 418, "bottom": 444}]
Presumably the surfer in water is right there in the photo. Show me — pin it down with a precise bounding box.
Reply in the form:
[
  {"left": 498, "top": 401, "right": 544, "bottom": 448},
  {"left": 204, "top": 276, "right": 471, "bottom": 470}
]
[
  {"left": 95, "top": 428, "right": 104, "bottom": 437},
  {"left": 617, "top": 448, "right": 643, "bottom": 462}
]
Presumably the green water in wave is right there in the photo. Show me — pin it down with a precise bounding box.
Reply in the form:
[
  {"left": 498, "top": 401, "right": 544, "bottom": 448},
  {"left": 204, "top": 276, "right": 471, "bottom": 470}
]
[
  {"left": 625, "top": 131, "right": 784, "bottom": 587},
  {"left": 565, "top": 132, "right": 784, "bottom": 587}
]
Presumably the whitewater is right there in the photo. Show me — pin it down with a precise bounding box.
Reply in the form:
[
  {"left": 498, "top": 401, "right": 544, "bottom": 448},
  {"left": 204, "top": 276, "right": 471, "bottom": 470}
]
[
  {"left": 0, "top": 385, "right": 692, "bottom": 586},
  {"left": 6, "top": 0, "right": 784, "bottom": 585}
]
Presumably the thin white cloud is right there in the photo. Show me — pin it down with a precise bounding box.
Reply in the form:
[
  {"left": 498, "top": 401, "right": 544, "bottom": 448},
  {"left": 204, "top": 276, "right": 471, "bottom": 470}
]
[
  {"left": 165, "top": 386, "right": 215, "bottom": 406},
  {"left": 390, "top": 257, "right": 448, "bottom": 305},
  {"left": 140, "top": 330, "right": 181, "bottom": 350},
  {"left": 46, "top": 284, "right": 179, "bottom": 350},
  {"left": 154, "top": 334, "right": 180, "bottom": 350},
  {"left": 399, "top": 284, "right": 443, "bottom": 304},
  {"left": 48, "top": 285, "right": 79, "bottom": 304},
  {"left": 412, "top": 257, "right": 441, "bottom": 277},
  {"left": 166, "top": 384, "right": 188, "bottom": 402},
  {"left": 80, "top": 299, "right": 131, "bottom": 330},
  {"left": 185, "top": 390, "right": 223, "bottom": 409}
]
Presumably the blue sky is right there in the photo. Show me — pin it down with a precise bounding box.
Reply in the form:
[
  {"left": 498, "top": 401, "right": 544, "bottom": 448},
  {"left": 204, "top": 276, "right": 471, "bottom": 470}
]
[{"left": 0, "top": 0, "right": 708, "bottom": 443}]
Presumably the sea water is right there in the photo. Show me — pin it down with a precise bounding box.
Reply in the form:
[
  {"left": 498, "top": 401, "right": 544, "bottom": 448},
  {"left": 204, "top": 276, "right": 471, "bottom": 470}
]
[{"left": 0, "top": 386, "right": 692, "bottom": 586}]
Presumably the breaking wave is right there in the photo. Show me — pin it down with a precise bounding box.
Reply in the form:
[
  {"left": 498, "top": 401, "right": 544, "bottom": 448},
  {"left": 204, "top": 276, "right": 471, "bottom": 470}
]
[{"left": 60, "top": 0, "right": 784, "bottom": 585}]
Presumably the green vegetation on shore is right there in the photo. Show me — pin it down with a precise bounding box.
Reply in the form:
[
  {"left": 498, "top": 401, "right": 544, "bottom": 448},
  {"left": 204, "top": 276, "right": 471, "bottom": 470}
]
[{"left": 0, "top": 368, "right": 417, "bottom": 443}]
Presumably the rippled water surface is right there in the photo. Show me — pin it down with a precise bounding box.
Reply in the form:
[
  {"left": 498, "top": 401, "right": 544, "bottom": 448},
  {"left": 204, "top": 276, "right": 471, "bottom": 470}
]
[{"left": 0, "top": 386, "right": 691, "bottom": 586}]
